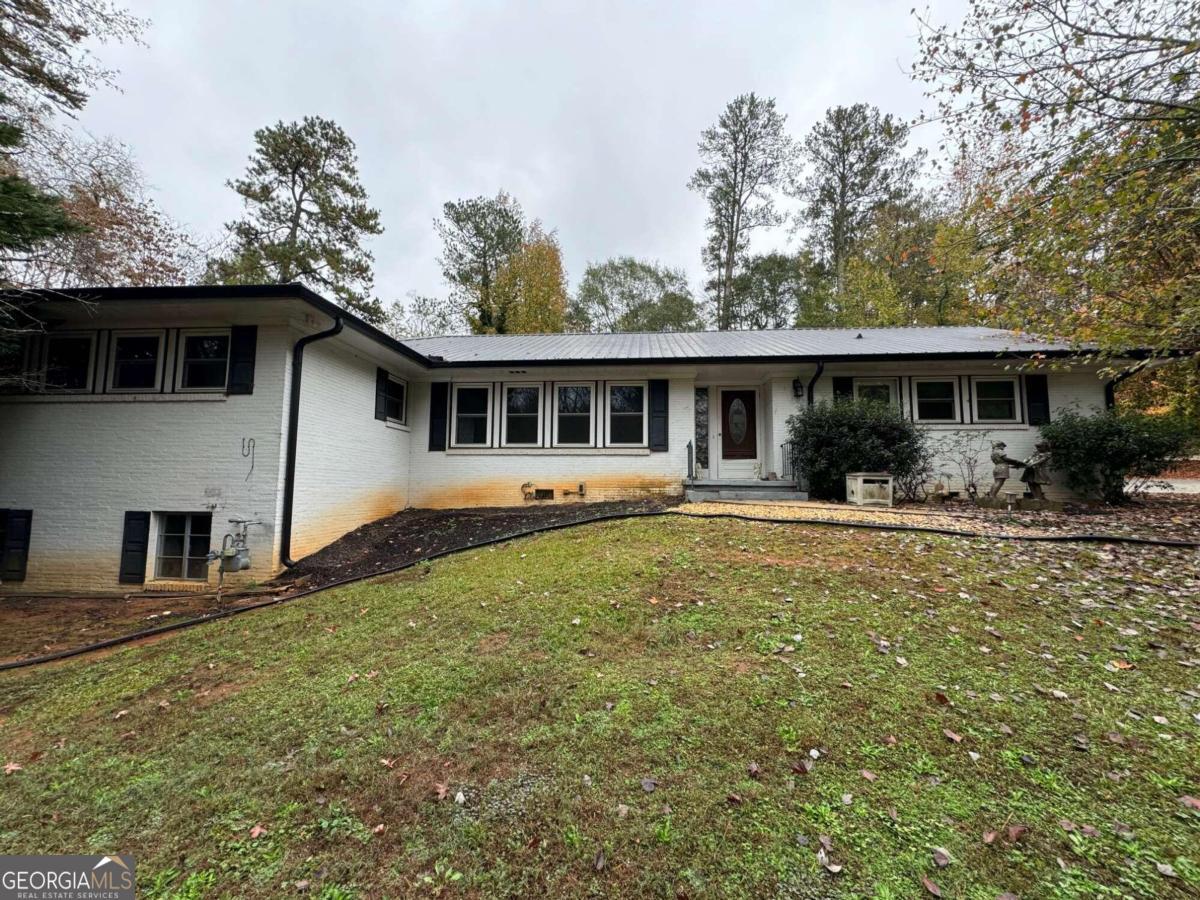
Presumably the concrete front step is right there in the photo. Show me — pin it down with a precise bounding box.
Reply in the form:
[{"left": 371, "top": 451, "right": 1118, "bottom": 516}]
[{"left": 685, "top": 488, "right": 809, "bottom": 502}]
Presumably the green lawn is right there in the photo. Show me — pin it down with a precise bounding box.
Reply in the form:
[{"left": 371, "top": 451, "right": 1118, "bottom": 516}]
[{"left": 1, "top": 517, "right": 1198, "bottom": 898}]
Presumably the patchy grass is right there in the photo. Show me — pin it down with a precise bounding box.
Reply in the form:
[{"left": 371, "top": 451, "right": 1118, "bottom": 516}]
[{"left": 1, "top": 517, "right": 1198, "bottom": 898}]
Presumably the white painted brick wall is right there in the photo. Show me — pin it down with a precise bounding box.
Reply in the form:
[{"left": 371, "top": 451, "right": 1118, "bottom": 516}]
[
  {"left": 0, "top": 325, "right": 292, "bottom": 593},
  {"left": 288, "top": 337, "right": 412, "bottom": 558}
]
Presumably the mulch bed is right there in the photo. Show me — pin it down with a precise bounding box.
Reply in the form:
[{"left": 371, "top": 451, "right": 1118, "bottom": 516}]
[
  {"left": 1164, "top": 459, "right": 1200, "bottom": 479},
  {"left": 274, "top": 498, "right": 679, "bottom": 591}
]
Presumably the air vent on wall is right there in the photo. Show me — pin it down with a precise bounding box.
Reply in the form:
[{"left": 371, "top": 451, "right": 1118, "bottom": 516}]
[{"left": 533, "top": 488, "right": 554, "bottom": 501}]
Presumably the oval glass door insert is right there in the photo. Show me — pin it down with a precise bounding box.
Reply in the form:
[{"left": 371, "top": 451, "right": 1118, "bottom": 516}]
[{"left": 728, "top": 398, "right": 748, "bottom": 444}]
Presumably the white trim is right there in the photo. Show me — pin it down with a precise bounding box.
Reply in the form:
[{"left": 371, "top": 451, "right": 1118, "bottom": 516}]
[
  {"left": 605, "top": 381, "right": 648, "bottom": 447},
  {"left": 106, "top": 329, "right": 166, "bottom": 393},
  {"left": 40, "top": 331, "right": 97, "bottom": 393},
  {"left": 450, "top": 382, "right": 493, "bottom": 447},
  {"left": 912, "top": 377, "right": 960, "bottom": 423},
  {"left": 501, "top": 382, "right": 544, "bottom": 447},
  {"left": 971, "top": 375, "right": 1021, "bottom": 424},
  {"left": 552, "top": 381, "right": 595, "bottom": 447},
  {"left": 174, "top": 328, "right": 231, "bottom": 393}
]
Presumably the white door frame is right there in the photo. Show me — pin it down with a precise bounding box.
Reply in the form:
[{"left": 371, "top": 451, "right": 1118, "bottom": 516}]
[{"left": 709, "top": 385, "right": 763, "bottom": 480}]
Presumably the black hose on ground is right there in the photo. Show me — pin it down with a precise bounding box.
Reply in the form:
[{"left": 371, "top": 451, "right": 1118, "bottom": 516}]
[{"left": 1, "top": 510, "right": 1195, "bottom": 672}]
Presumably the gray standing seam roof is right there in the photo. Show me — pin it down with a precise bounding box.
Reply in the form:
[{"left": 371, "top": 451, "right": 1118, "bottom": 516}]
[{"left": 404, "top": 326, "right": 1077, "bottom": 365}]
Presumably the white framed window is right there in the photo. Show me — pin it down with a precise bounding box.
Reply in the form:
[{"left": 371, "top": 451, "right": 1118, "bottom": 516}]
[
  {"left": 383, "top": 374, "right": 407, "bottom": 424},
  {"left": 176, "top": 329, "right": 231, "bottom": 392},
  {"left": 502, "top": 383, "right": 543, "bottom": 446},
  {"left": 913, "top": 378, "right": 959, "bottom": 422},
  {"left": 606, "top": 381, "right": 647, "bottom": 446},
  {"left": 42, "top": 332, "right": 96, "bottom": 392},
  {"left": 854, "top": 378, "right": 898, "bottom": 406},
  {"left": 155, "top": 512, "right": 212, "bottom": 581},
  {"left": 553, "top": 382, "right": 594, "bottom": 446},
  {"left": 107, "top": 330, "right": 165, "bottom": 392},
  {"left": 973, "top": 376, "right": 1020, "bottom": 423},
  {"left": 451, "top": 383, "right": 492, "bottom": 447}
]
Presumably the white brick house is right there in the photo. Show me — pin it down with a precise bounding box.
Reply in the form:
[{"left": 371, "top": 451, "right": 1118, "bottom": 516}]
[{"left": 0, "top": 285, "right": 1124, "bottom": 594}]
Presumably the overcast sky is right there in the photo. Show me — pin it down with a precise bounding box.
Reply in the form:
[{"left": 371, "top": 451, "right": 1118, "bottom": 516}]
[{"left": 76, "top": 0, "right": 965, "bottom": 309}]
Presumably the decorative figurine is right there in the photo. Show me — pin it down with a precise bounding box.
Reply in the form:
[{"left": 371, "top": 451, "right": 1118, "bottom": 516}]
[
  {"left": 987, "top": 441, "right": 1025, "bottom": 500},
  {"left": 1020, "top": 441, "right": 1053, "bottom": 501}
]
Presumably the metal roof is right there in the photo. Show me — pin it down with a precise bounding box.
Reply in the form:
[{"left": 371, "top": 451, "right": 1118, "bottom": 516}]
[{"left": 404, "top": 326, "right": 1078, "bottom": 366}]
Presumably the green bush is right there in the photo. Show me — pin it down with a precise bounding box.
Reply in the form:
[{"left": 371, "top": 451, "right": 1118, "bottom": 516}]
[
  {"left": 1038, "top": 408, "right": 1196, "bottom": 503},
  {"left": 786, "top": 400, "right": 932, "bottom": 501}
]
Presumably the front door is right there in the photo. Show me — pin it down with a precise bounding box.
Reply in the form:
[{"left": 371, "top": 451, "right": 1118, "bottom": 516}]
[{"left": 720, "top": 390, "right": 757, "bottom": 461}]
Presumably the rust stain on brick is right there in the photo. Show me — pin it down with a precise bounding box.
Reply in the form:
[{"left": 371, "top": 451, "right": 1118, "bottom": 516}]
[
  {"left": 412, "top": 474, "right": 682, "bottom": 510},
  {"left": 291, "top": 487, "right": 408, "bottom": 558}
]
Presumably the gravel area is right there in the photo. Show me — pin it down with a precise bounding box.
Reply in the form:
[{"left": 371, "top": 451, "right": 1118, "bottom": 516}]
[{"left": 681, "top": 494, "right": 1200, "bottom": 542}]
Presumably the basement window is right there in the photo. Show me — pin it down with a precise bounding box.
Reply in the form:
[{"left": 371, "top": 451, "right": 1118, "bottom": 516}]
[
  {"left": 452, "top": 384, "right": 492, "bottom": 446},
  {"left": 155, "top": 512, "right": 212, "bottom": 580}
]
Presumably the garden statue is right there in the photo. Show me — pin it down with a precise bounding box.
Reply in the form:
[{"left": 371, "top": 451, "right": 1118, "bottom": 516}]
[
  {"left": 987, "top": 441, "right": 1025, "bottom": 499},
  {"left": 1020, "top": 441, "right": 1053, "bottom": 501}
]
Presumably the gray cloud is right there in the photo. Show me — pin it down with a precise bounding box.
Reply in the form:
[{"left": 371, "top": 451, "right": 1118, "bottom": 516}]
[{"left": 77, "top": 0, "right": 963, "bottom": 307}]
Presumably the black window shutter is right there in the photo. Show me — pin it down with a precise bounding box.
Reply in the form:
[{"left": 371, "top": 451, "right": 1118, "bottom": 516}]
[
  {"left": 1, "top": 509, "right": 32, "bottom": 582},
  {"left": 119, "top": 511, "right": 151, "bottom": 584},
  {"left": 649, "top": 379, "right": 669, "bottom": 451},
  {"left": 428, "top": 382, "right": 449, "bottom": 451},
  {"left": 1025, "top": 374, "right": 1051, "bottom": 425},
  {"left": 375, "top": 367, "right": 388, "bottom": 421},
  {"left": 226, "top": 325, "right": 257, "bottom": 395},
  {"left": 832, "top": 377, "right": 854, "bottom": 401}
]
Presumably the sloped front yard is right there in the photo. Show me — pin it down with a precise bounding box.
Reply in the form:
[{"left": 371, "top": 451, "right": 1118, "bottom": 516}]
[{"left": 0, "top": 517, "right": 1197, "bottom": 897}]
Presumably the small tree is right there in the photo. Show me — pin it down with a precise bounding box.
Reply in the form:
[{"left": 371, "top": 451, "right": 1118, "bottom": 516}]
[
  {"left": 786, "top": 400, "right": 933, "bottom": 501},
  {"left": 1039, "top": 409, "right": 1195, "bottom": 504}
]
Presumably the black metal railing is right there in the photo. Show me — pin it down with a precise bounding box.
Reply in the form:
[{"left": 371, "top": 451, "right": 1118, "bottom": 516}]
[
  {"left": 686, "top": 440, "right": 694, "bottom": 481},
  {"left": 780, "top": 440, "right": 807, "bottom": 490}
]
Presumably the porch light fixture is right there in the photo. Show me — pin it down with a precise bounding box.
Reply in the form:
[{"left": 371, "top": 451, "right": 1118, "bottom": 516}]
[{"left": 792, "top": 377, "right": 805, "bottom": 398}]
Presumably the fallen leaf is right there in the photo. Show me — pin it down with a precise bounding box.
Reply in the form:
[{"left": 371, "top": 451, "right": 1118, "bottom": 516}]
[
  {"left": 1179, "top": 796, "right": 1200, "bottom": 810},
  {"left": 373, "top": 824, "right": 385, "bottom": 834},
  {"left": 861, "top": 770, "right": 877, "bottom": 782},
  {"left": 983, "top": 830, "right": 998, "bottom": 845},
  {"left": 4, "top": 762, "right": 22, "bottom": 775},
  {"left": 921, "top": 874, "right": 943, "bottom": 897},
  {"left": 594, "top": 849, "right": 606, "bottom": 871},
  {"left": 249, "top": 824, "right": 267, "bottom": 839},
  {"left": 1156, "top": 862, "right": 1177, "bottom": 879},
  {"left": 816, "top": 848, "right": 842, "bottom": 874},
  {"left": 747, "top": 762, "right": 762, "bottom": 780},
  {"left": 641, "top": 778, "right": 658, "bottom": 793},
  {"left": 113, "top": 710, "right": 128, "bottom": 720},
  {"left": 726, "top": 793, "right": 743, "bottom": 805},
  {"left": 943, "top": 729, "right": 963, "bottom": 744},
  {"left": 379, "top": 758, "right": 396, "bottom": 769},
  {"left": 1006, "top": 824, "right": 1029, "bottom": 843},
  {"left": 932, "top": 847, "right": 951, "bottom": 868},
  {"left": 434, "top": 782, "right": 448, "bottom": 801}
]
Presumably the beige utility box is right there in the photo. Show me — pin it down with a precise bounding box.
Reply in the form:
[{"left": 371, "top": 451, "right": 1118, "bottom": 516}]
[{"left": 845, "top": 472, "right": 894, "bottom": 507}]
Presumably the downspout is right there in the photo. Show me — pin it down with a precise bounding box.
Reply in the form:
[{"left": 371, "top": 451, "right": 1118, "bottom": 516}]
[
  {"left": 806, "top": 360, "right": 825, "bottom": 406},
  {"left": 280, "top": 316, "right": 344, "bottom": 567}
]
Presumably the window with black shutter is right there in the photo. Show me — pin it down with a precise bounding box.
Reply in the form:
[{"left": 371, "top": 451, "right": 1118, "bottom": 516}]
[
  {"left": 428, "top": 382, "right": 449, "bottom": 451},
  {"left": 118, "top": 511, "right": 151, "bottom": 584},
  {"left": 226, "top": 325, "right": 257, "bottom": 395}
]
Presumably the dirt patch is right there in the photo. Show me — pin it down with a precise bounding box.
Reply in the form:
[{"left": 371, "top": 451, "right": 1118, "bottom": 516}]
[
  {"left": 1164, "top": 458, "right": 1200, "bottom": 479},
  {"left": 274, "top": 499, "right": 678, "bottom": 591}
]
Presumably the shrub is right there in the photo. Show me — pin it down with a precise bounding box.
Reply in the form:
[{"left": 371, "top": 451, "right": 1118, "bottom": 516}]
[
  {"left": 786, "top": 400, "right": 932, "bottom": 501},
  {"left": 1038, "top": 408, "right": 1196, "bottom": 503}
]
